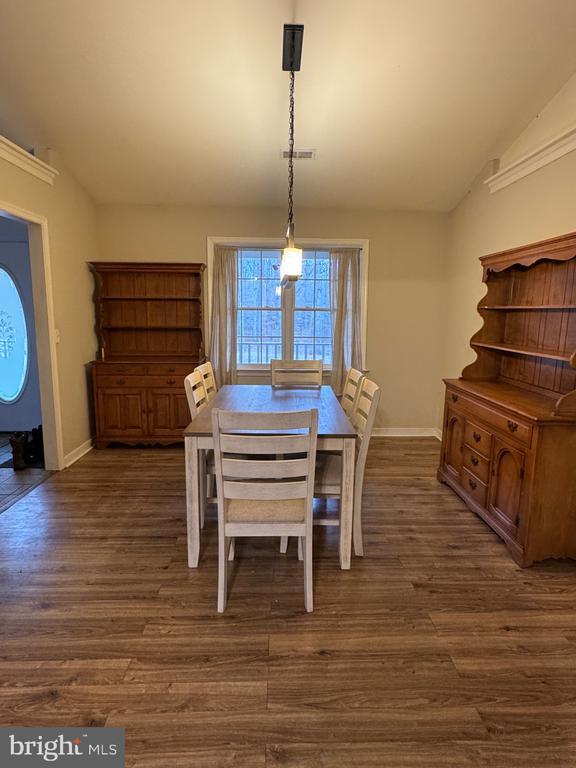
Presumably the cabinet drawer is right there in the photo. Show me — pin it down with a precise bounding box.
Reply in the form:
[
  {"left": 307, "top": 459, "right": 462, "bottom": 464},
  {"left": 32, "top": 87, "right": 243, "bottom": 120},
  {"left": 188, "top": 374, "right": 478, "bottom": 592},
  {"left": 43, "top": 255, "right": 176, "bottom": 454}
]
[
  {"left": 462, "top": 446, "right": 489, "bottom": 484},
  {"left": 447, "top": 390, "right": 532, "bottom": 446},
  {"left": 461, "top": 468, "right": 488, "bottom": 508},
  {"left": 464, "top": 421, "right": 492, "bottom": 457},
  {"left": 97, "top": 375, "right": 185, "bottom": 388},
  {"left": 95, "top": 363, "right": 147, "bottom": 376},
  {"left": 146, "top": 363, "right": 195, "bottom": 375}
]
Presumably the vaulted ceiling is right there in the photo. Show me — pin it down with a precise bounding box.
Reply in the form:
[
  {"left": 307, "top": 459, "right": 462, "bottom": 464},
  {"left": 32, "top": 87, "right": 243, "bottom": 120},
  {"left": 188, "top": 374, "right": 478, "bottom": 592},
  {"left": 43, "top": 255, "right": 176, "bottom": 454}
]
[{"left": 1, "top": 0, "right": 576, "bottom": 210}]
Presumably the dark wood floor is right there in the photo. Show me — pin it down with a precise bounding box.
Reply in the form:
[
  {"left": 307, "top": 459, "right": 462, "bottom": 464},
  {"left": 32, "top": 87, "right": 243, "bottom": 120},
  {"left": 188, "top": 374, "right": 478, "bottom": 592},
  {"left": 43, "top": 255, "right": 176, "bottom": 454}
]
[{"left": 0, "top": 437, "right": 575, "bottom": 767}]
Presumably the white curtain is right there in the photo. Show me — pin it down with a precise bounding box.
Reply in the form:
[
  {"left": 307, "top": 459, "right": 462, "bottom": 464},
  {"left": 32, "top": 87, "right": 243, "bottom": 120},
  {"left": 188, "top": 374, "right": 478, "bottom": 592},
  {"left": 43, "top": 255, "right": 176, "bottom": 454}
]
[
  {"left": 209, "top": 245, "right": 238, "bottom": 387},
  {"left": 330, "top": 248, "right": 362, "bottom": 394}
]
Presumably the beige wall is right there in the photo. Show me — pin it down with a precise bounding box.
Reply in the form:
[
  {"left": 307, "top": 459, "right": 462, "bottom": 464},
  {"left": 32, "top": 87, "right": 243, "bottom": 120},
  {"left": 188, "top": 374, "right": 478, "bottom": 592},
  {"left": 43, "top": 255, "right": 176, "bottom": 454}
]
[
  {"left": 97, "top": 205, "right": 449, "bottom": 429},
  {"left": 0, "top": 154, "right": 98, "bottom": 458},
  {"left": 446, "top": 146, "right": 576, "bottom": 400}
]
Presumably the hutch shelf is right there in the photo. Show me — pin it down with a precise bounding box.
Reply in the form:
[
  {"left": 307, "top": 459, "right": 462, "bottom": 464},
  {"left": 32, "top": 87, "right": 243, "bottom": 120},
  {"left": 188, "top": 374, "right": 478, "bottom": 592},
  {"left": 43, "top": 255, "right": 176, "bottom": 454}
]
[
  {"left": 438, "top": 231, "right": 576, "bottom": 566},
  {"left": 89, "top": 262, "right": 205, "bottom": 448}
]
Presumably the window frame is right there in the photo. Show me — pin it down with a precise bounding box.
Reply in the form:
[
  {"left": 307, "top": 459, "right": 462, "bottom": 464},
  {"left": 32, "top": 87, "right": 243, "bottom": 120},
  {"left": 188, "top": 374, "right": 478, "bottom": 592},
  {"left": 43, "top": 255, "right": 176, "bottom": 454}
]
[{"left": 206, "top": 237, "right": 369, "bottom": 373}]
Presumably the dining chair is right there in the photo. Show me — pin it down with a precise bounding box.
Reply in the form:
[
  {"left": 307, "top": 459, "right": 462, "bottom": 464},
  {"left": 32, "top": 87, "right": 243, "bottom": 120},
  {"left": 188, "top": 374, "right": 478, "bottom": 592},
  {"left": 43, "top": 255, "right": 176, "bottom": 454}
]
[
  {"left": 197, "top": 361, "right": 218, "bottom": 401},
  {"left": 184, "top": 370, "right": 212, "bottom": 526},
  {"left": 212, "top": 408, "right": 318, "bottom": 613},
  {"left": 340, "top": 367, "right": 364, "bottom": 416},
  {"left": 184, "top": 369, "right": 208, "bottom": 417},
  {"left": 280, "top": 376, "right": 380, "bottom": 558},
  {"left": 271, "top": 359, "right": 323, "bottom": 388}
]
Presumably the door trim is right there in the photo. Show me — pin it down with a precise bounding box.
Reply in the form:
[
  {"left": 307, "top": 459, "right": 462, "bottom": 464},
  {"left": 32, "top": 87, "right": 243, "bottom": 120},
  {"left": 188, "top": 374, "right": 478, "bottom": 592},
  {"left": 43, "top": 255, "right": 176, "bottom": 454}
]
[{"left": 0, "top": 200, "right": 64, "bottom": 470}]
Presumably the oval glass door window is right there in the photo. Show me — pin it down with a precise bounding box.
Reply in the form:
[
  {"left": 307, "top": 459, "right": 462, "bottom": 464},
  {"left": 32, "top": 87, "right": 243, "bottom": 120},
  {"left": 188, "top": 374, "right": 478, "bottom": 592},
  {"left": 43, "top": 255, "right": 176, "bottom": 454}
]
[{"left": 0, "top": 268, "right": 29, "bottom": 403}]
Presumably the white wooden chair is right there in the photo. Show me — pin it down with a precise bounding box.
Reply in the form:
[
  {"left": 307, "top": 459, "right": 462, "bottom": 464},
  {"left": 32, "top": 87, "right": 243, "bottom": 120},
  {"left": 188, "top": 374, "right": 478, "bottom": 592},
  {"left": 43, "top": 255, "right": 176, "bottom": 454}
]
[
  {"left": 197, "top": 361, "right": 218, "bottom": 401},
  {"left": 212, "top": 408, "right": 318, "bottom": 613},
  {"left": 184, "top": 370, "right": 208, "bottom": 417},
  {"left": 280, "top": 376, "right": 380, "bottom": 558},
  {"left": 184, "top": 370, "right": 212, "bottom": 526},
  {"left": 271, "top": 359, "right": 322, "bottom": 388},
  {"left": 340, "top": 367, "right": 364, "bottom": 416}
]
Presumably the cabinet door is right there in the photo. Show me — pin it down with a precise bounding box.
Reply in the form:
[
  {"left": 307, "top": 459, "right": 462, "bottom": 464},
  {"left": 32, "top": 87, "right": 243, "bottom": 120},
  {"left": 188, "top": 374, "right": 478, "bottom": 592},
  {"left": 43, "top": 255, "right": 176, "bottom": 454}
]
[
  {"left": 97, "top": 388, "right": 147, "bottom": 437},
  {"left": 442, "top": 408, "right": 465, "bottom": 480},
  {"left": 148, "top": 390, "right": 189, "bottom": 436},
  {"left": 488, "top": 437, "right": 526, "bottom": 537}
]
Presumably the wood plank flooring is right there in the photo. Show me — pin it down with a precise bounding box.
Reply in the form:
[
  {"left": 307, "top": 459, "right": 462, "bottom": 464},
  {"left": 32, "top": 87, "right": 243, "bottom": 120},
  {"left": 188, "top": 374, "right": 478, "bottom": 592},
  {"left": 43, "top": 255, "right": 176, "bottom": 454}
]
[{"left": 0, "top": 437, "right": 575, "bottom": 767}]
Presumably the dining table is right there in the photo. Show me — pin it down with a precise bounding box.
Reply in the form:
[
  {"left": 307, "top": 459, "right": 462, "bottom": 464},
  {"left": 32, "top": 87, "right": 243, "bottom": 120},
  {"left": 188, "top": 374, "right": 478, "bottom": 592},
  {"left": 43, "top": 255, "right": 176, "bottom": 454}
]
[{"left": 184, "top": 384, "right": 357, "bottom": 569}]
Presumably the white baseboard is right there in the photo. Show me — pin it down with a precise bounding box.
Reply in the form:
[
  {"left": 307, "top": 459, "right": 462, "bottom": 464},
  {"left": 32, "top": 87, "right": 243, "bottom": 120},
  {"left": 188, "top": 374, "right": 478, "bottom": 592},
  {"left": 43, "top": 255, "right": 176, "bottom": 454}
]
[
  {"left": 63, "top": 438, "right": 93, "bottom": 468},
  {"left": 373, "top": 427, "right": 442, "bottom": 440}
]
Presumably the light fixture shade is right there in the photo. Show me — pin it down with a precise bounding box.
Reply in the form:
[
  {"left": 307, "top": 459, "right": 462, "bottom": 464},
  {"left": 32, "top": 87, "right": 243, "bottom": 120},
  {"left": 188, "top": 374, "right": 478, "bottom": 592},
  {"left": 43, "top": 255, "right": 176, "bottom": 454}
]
[{"left": 280, "top": 246, "right": 303, "bottom": 283}]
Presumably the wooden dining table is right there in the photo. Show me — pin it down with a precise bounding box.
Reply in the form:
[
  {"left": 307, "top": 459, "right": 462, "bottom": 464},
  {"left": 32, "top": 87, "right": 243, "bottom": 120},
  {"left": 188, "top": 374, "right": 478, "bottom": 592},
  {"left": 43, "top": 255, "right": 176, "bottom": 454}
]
[{"left": 184, "top": 384, "right": 357, "bottom": 570}]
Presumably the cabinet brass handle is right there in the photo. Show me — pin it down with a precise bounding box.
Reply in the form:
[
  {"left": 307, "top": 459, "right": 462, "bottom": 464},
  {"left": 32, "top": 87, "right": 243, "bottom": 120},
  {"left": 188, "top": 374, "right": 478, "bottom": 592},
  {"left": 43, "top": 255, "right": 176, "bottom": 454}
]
[
  {"left": 507, "top": 420, "right": 518, "bottom": 433},
  {"left": 167, "top": 378, "right": 176, "bottom": 385},
  {"left": 473, "top": 432, "right": 481, "bottom": 443},
  {"left": 471, "top": 456, "right": 479, "bottom": 466},
  {"left": 469, "top": 478, "right": 477, "bottom": 491},
  {"left": 451, "top": 393, "right": 459, "bottom": 403},
  {"left": 116, "top": 378, "right": 125, "bottom": 385}
]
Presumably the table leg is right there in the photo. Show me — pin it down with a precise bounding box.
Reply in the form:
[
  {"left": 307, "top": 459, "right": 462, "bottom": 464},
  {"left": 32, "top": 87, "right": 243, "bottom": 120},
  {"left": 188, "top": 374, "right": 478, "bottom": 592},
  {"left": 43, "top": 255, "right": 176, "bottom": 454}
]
[
  {"left": 339, "top": 437, "right": 354, "bottom": 570},
  {"left": 185, "top": 435, "right": 201, "bottom": 567}
]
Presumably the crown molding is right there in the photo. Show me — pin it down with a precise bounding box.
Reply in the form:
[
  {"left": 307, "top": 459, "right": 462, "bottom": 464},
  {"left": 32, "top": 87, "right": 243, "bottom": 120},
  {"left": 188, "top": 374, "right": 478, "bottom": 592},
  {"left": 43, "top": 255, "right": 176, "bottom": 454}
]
[
  {"left": 0, "top": 135, "right": 59, "bottom": 185},
  {"left": 485, "top": 124, "right": 576, "bottom": 194}
]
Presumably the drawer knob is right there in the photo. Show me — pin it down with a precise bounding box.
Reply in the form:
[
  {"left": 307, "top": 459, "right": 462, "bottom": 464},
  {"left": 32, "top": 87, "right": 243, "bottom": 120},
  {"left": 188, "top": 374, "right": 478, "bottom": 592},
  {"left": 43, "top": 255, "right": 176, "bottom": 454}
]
[
  {"left": 469, "top": 478, "right": 477, "bottom": 491},
  {"left": 168, "top": 367, "right": 176, "bottom": 373},
  {"left": 471, "top": 456, "right": 479, "bottom": 466},
  {"left": 116, "top": 378, "right": 125, "bottom": 385},
  {"left": 451, "top": 393, "right": 459, "bottom": 403},
  {"left": 473, "top": 432, "right": 481, "bottom": 443},
  {"left": 507, "top": 420, "right": 518, "bottom": 433},
  {"left": 167, "top": 377, "right": 176, "bottom": 385}
]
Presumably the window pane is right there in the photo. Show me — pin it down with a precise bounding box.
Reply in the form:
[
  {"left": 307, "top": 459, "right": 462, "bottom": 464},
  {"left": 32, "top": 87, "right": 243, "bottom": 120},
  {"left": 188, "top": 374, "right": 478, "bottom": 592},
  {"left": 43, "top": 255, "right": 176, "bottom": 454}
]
[
  {"left": 262, "top": 280, "right": 281, "bottom": 308},
  {"left": 240, "top": 253, "right": 261, "bottom": 279},
  {"left": 262, "top": 310, "right": 281, "bottom": 337},
  {"left": 294, "top": 310, "right": 314, "bottom": 338},
  {"left": 315, "top": 280, "right": 330, "bottom": 308},
  {"left": 240, "top": 279, "right": 260, "bottom": 308},
  {"left": 315, "top": 255, "right": 330, "bottom": 279},
  {"left": 295, "top": 279, "right": 315, "bottom": 308},
  {"left": 262, "top": 251, "right": 281, "bottom": 279},
  {"left": 315, "top": 310, "right": 332, "bottom": 338},
  {"left": 302, "top": 256, "right": 315, "bottom": 279},
  {"left": 0, "top": 268, "right": 28, "bottom": 403},
  {"left": 239, "top": 310, "right": 260, "bottom": 337}
]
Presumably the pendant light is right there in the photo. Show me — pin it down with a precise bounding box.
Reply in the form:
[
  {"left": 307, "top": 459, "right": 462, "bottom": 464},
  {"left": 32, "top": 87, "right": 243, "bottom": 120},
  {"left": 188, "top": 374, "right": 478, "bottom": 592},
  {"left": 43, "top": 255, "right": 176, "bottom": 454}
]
[{"left": 280, "top": 24, "right": 304, "bottom": 287}]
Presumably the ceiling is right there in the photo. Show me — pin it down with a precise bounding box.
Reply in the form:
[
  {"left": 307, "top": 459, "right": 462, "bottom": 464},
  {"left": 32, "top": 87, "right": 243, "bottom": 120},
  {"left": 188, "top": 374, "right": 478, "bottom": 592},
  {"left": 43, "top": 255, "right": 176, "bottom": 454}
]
[{"left": 1, "top": 0, "right": 576, "bottom": 211}]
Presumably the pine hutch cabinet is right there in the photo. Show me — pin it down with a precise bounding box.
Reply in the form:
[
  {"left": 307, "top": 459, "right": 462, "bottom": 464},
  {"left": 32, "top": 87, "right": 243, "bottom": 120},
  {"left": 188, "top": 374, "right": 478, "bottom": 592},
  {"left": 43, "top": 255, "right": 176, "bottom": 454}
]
[
  {"left": 438, "top": 232, "right": 576, "bottom": 566},
  {"left": 89, "top": 262, "right": 205, "bottom": 448}
]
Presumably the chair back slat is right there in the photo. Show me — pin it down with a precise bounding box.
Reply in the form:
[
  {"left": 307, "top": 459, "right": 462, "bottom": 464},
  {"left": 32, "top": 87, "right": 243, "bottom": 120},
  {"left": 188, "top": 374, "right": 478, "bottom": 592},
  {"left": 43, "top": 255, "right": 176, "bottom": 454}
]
[
  {"left": 222, "top": 457, "right": 309, "bottom": 479},
  {"left": 271, "top": 359, "right": 322, "bottom": 388},
  {"left": 184, "top": 370, "right": 208, "bottom": 417},
  {"left": 341, "top": 368, "right": 364, "bottom": 416},
  {"left": 220, "top": 433, "right": 311, "bottom": 455},
  {"left": 197, "top": 361, "right": 218, "bottom": 401},
  {"left": 223, "top": 479, "right": 309, "bottom": 500}
]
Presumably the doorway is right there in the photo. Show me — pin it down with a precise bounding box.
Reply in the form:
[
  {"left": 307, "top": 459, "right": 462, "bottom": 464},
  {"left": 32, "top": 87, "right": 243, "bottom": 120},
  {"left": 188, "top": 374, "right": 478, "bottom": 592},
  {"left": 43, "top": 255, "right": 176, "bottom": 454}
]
[
  {"left": 0, "top": 202, "right": 64, "bottom": 473},
  {"left": 0, "top": 215, "right": 52, "bottom": 509}
]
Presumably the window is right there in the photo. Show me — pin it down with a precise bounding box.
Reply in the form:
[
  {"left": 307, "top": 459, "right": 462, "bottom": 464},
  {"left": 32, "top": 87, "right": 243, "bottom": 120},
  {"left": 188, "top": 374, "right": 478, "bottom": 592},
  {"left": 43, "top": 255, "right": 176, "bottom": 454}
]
[
  {"left": 236, "top": 248, "right": 333, "bottom": 367},
  {"left": 0, "top": 267, "right": 29, "bottom": 403},
  {"left": 237, "top": 249, "right": 282, "bottom": 365}
]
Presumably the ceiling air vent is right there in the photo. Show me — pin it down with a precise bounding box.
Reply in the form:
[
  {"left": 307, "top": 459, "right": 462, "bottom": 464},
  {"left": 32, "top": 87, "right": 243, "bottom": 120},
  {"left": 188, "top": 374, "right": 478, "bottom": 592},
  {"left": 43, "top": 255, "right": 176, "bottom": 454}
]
[{"left": 281, "top": 149, "right": 317, "bottom": 160}]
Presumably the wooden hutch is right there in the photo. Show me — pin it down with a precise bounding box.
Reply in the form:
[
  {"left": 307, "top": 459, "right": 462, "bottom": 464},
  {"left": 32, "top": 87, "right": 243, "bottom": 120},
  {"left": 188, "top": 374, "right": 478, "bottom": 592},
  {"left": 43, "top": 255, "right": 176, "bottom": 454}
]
[
  {"left": 438, "top": 232, "right": 576, "bottom": 566},
  {"left": 89, "top": 262, "right": 205, "bottom": 448}
]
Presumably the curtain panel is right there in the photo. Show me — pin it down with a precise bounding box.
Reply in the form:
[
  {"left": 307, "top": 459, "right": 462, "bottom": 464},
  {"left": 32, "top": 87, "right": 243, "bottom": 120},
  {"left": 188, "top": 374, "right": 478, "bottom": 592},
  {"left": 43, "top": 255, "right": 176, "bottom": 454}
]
[
  {"left": 330, "top": 248, "right": 363, "bottom": 394},
  {"left": 209, "top": 245, "right": 238, "bottom": 387}
]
